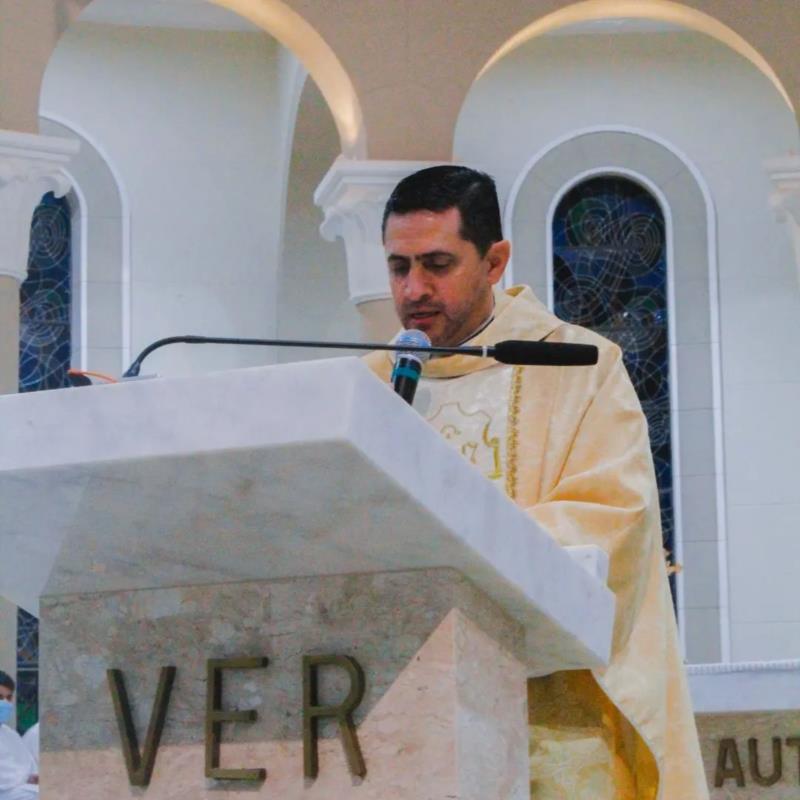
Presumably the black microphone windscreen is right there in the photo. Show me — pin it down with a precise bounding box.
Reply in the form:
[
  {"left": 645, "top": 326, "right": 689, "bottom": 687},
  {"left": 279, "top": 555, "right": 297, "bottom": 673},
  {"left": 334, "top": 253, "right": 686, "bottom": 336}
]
[{"left": 493, "top": 339, "right": 599, "bottom": 366}]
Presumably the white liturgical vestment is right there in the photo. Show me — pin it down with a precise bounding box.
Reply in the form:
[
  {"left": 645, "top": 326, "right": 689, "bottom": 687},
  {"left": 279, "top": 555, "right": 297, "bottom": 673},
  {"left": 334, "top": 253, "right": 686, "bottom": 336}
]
[
  {"left": 0, "top": 725, "right": 38, "bottom": 800},
  {"left": 365, "top": 285, "right": 707, "bottom": 799}
]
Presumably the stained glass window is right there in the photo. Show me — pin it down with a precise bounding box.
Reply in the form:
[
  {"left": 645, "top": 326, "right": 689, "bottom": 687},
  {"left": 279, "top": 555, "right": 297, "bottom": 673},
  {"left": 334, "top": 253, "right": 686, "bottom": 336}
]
[
  {"left": 552, "top": 176, "right": 674, "bottom": 588},
  {"left": 16, "top": 608, "right": 39, "bottom": 735},
  {"left": 14, "top": 191, "right": 71, "bottom": 733},
  {"left": 19, "top": 192, "right": 72, "bottom": 393}
]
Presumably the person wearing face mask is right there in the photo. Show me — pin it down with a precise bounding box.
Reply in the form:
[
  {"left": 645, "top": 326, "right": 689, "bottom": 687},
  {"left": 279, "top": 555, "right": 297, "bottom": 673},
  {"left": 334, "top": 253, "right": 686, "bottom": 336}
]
[{"left": 0, "top": 671, "right": 38, "bottom": 799}]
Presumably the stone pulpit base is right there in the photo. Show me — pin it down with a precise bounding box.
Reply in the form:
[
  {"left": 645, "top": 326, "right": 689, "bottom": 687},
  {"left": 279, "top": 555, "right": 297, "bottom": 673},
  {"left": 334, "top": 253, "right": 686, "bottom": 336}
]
[{"left": 41, "top": 569, "right": 529, "bottom": 800}]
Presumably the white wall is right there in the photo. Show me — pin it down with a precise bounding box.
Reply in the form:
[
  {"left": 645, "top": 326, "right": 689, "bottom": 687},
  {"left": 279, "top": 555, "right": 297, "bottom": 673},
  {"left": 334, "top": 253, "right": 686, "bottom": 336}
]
[
  {"left": 277, "top": 76, "right": 358, "bottom": 361},
  {"left": 455, "top": 30, "right": 800, "bottom": 663},
  {"left": 40, "top": 23, "right": 288, "bottom": 376}
]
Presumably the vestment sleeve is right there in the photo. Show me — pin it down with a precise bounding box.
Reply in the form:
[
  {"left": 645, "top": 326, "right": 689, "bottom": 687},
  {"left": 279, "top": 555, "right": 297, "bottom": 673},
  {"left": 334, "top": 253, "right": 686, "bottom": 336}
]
[{"left": 524, "top": 347, "right": 660, "bottom": 652}]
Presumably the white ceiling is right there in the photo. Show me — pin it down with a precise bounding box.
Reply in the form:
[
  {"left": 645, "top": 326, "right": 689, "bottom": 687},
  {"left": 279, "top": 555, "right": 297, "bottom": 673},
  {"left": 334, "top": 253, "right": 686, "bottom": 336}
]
[{"left": 78, "top": 0, "right": 260, "bottom": 32}]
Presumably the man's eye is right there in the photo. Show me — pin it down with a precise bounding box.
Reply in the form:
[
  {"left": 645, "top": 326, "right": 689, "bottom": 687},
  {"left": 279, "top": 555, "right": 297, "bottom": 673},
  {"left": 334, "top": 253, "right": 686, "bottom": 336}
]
[{"left": 424, "top": 259, "right": 453, "bottom": 270}]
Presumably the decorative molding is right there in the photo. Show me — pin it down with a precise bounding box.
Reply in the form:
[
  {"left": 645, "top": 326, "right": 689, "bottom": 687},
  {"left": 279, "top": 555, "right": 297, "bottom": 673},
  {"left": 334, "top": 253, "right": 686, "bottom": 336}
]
[
  {"left": 0, "top": 130, "right": 79, "bottom": 283},
  {"left": 314, "top": 157, "right": 442, "bottom": 305},
  {"left": 766, "top": 155, "right": 800, "bottom": 286},
  {"left": 687, "top": 660, "right": 800, "bottom": 676},
  {"left": 688, "top": 660, "right": 800, "bottom": 713}
]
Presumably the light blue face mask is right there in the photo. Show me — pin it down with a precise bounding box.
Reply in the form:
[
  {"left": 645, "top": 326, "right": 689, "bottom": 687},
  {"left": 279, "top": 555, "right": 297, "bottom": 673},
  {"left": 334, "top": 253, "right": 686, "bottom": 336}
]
[{"left": 0, "top": 699, "right": 12, "bottom": 725}]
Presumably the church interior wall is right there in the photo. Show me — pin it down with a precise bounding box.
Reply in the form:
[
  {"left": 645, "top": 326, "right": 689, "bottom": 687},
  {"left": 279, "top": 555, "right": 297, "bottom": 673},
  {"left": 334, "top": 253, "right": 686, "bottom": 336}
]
[
  {"left": 37, "top": 116, "right": 126, "bottom": 376},
  {"left": 38, "top": 21, "right": 294, "bottom": 378},
  {"left": 277, "top": 76, "right": 359, "bottom": 363},
  {"left": 454, "top": 29, "right": 800, "bottom": 665}
]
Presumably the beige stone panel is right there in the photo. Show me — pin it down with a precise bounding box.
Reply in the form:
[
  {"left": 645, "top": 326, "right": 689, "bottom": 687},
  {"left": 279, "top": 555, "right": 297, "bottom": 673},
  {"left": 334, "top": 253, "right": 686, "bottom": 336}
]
[
  {"left": 697, "top": 710, "right": 800, "bottom": 799},
  {"left": 454, "top": 612, "right": 528, "bottom": 800},
  {"left": 40, "top": 571, "right": 528, "bottom": 799},
  {"left": 41, "top": 616, "right": 528, "bottom": 800},
  {"left": 42, "top": 616, "right": 463, "bottom": 799},
  {"left": 0, "top": 275, "right": 19, "bottom": 395}
]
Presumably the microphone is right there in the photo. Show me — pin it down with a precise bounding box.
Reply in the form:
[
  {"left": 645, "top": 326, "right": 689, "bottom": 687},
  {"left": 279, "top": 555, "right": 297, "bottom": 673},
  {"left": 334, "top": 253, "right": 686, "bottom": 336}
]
[
  {"left": 122, "top": 334, "right": 598, "bottom": 377},
  {"left": 391, "top": 329, "right": 432, "bottom": 405},
  {"left": 491, "top": 339, "right": 598, "bottom": 366}
]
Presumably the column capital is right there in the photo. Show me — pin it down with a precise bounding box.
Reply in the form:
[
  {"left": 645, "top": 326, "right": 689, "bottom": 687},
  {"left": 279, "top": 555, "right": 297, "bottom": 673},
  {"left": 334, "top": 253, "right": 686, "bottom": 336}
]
[
  {"left": 314, "top": 157, "right": 443, "bottom": 304},
  {"left": 0, "top": 129, "right": 79, "bottom": 283}
]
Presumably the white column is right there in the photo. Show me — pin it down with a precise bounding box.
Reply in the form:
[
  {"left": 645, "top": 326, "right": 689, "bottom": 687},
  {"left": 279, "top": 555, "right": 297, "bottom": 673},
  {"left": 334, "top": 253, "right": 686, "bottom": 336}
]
[
  {"left": 0, "top": 129, "right": 78, "bottom": 394},
  {"left": 766, "top": 155, "right": 800, "bottom": 287},
  {"left": 314, "top": 157, "right": 442, "bottom": 339}
]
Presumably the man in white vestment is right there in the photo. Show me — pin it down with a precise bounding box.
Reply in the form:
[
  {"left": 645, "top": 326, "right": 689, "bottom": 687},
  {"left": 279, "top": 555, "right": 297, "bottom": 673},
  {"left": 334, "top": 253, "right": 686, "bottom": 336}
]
[
  {"left": 364, "top": 166, "right": 707, "bottom": 798},
  {"left": 0, "top": 672, "right": 38, "bottom": 799}
]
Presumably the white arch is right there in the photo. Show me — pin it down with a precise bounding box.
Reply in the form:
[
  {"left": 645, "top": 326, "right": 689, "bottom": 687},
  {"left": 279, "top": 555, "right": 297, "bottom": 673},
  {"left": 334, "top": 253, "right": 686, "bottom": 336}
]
[
  {"left": 207, "top": 0, "right": 366, "bottom": 157},
  {"left": 39, "top": 110, "right": 132, "bottom": 369},
  {"left": 504, "top": 126, "right": 730, "bottom": 660},
  {"left": 477, "top": 0, "right": 794, "bottom": 115}
]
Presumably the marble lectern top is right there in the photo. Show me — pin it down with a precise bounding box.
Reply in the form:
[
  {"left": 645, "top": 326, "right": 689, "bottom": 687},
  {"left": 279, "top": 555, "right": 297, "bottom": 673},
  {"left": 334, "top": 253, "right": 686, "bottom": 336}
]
[{"left": 0, "top": 357, "right": 614, "bottom": 676}]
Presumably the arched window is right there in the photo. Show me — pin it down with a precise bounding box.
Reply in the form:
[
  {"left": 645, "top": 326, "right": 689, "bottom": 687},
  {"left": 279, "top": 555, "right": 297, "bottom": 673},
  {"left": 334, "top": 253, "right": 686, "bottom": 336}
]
[
  {"left": 19, "top": 191, "right": 73, "bottom": 392},
  {"left": 15, "top": 609, "right": 38, "bottom": 735},
  {"left": 14, "top": 190, "right": 72, "bottom": 733},
  {"left": 552, "top": 176, "right": 674, "bottom": 578}
]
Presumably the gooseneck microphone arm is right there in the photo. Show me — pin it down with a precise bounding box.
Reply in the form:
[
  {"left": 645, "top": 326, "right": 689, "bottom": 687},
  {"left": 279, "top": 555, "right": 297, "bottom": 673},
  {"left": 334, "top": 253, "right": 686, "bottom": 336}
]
[{"left": 122, "top": 335, "right": 598, "bottom": 378}]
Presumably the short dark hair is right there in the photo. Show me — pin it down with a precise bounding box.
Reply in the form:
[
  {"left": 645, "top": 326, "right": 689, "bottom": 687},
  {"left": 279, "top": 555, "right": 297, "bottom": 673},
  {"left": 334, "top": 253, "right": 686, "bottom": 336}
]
[
  {"left": 382, "top": 165, "right": 503, "bottom": 256},
  {"left": 0, "top": 670, "right": 14, "bottom": 693}
]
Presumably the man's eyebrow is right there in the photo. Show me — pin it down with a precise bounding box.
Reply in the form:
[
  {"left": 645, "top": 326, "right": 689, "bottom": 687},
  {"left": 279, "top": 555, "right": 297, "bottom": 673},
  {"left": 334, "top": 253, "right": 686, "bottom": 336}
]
[
  {"left": 387, "top": 250, "right": 455, "bottom": 261},
  {"left": 419, "top": 250, "right": 455, "bottom": 259}
]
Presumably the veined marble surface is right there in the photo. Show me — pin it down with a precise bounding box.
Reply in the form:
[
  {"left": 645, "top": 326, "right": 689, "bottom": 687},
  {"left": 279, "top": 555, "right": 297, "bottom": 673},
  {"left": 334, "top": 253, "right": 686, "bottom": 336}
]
[
  {"left": 0, "top": 357, "right": 613, "bottom": 675},
  {"left": 41, "top": 570, "right": 530, "bottom": 800}
]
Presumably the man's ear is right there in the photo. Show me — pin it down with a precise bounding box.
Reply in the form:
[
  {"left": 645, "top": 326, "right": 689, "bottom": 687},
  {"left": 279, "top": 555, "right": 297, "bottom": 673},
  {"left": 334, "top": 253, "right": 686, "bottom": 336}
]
[{"left": 485, "top": 240, "right": 511, "bottom": 285}]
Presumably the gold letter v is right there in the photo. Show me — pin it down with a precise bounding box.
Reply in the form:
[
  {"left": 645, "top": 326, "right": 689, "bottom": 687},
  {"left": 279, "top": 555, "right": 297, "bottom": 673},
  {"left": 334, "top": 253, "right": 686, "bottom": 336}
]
[{"left": 107, "top": 666, "right": 176, "bottom": 787}]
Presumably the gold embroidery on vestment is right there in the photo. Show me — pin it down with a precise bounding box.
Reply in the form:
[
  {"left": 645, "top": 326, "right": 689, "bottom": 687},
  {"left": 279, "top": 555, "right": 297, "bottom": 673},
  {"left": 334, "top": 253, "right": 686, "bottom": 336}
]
[
  {"left": 505, "top": 366, "right": 523, "bottom": 500},
  {"left": 422, "top": 368, "right": 513, "bottom": 486},
  {"left": 482, "top": 422, "right": 502, "bottom": 480}
]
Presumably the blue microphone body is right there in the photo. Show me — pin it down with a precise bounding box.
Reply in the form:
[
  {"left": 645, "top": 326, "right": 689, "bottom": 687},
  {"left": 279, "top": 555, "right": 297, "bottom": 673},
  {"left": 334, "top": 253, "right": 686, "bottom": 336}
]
[{"left": 391, "top": 329, "right": 432, "bottom": 405}]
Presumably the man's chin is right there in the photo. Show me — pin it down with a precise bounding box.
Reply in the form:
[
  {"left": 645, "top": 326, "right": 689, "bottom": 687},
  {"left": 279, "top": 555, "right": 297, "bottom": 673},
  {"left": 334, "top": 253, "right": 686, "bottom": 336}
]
[{"left": 403, "top": 316, "right": 435, "bottom": 334}]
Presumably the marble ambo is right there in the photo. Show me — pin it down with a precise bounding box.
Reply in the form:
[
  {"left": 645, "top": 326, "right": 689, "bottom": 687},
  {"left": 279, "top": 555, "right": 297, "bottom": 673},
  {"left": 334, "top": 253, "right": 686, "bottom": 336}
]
[{"left": 42, "top": 569, "right": 531, "bottom": 800}]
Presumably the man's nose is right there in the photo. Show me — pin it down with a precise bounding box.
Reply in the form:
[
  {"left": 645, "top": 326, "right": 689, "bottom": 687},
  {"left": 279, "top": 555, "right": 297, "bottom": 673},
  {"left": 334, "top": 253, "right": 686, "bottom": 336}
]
[{"left": 404, "top": 263, "right": 432, "bottom": 302}]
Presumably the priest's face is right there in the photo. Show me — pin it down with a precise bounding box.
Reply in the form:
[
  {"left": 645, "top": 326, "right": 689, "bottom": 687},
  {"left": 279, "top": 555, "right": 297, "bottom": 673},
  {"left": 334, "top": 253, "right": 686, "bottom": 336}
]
[{"left": 384, "top": 207, "right": 510, "bottom": 347}]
